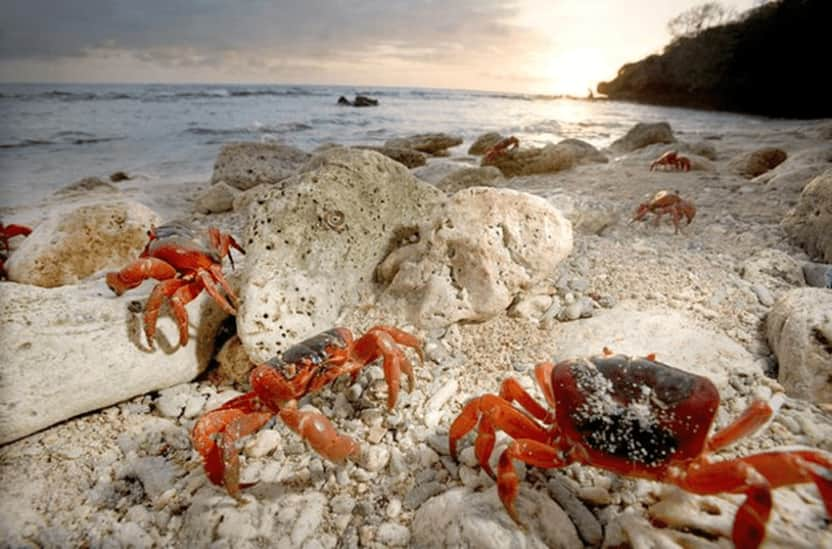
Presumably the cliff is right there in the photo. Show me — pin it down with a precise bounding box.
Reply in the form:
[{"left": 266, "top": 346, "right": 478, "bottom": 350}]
[{"left": 596, "top": 0, "right": 831, "bottom": 118}]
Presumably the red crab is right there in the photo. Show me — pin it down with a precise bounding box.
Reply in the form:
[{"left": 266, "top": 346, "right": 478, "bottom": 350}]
[
  {"left": 0, "top": 222, "right": 32, "bottom": 279},
  {"left": 650, "top": 150, "right": 691, "bottom": 172},
  {"left": 192, "top": 326, "right": 422, "bottom": 500},
  {"left": 449, "top": 351, "right": 832, "bottom": 549},
  {"left": 106, "top": 223, "right": 244, "bottom": 349},
  {"left": 632, "top": 190, "right": 696, "bottom": 234},
  {"left": 483, "top": 136, "right": 519, "bottom": 163}
]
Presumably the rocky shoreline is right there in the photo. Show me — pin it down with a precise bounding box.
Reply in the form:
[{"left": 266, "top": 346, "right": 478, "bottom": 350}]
[{"left": 1, "top": 120, "right": 831, "bottom": 548}]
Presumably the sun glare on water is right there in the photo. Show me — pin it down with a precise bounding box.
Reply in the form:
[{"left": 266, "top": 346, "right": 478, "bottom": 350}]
[{"left": 543, "top": 48, "right": 610, "bottom": 97}]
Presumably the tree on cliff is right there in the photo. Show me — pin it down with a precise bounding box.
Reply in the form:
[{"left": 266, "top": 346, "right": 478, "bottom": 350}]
[
  {"left": 597, "top": 0, "right": 830, "bottom": 118},
  {"left": 667, "top": 2, "right": 737, "bottom": 39}
]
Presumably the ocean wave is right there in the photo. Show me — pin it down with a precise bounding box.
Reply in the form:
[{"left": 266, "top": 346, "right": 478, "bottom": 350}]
[
  {"left": 0, "top": 132, "right": 125, "bottom": 149},
  {"left": 185, "top": 121, "right": 313, "bottom": 137}
]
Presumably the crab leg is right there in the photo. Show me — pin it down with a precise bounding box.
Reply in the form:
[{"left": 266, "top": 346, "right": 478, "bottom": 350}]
[
  {"left": 143, "top": 278, "right": 191, "bottom": 348},
  {"left": 353, "top": 326, "right": 422, "bottom": 408},
  {"left": 279, "top": 402, "right": 359, "bottom": 462},
  {"left": 677, "top": 458, "right": 773, "bottom": 549},
  {"left": 499, "top": 376, "right": 556, "bottom": 424},
  {"left": 106, "top": 257, "right": 177, "bottom": 295},
  {"left": 191, "top": 393, "right": 273, "bottom": 497},
  {"left": 448, "top": 393, "right": 549, "bottom": 476},
  {"left": 497, "top": 439, "right": 569, "bottom": 524},
  {"left": 200, "top": 268, "right": 237, "bottom": 313},
  {"left": 707, "top": 397, "right": 781, "bottom": 452}
]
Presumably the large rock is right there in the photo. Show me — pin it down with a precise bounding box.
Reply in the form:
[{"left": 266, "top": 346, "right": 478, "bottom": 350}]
[
  {"left": 237, "top": 148, "right": 445, "bottom": 362},
  {"left": 468, "top": 132, "right": 504, "bottom": 155},
  {"left": 727, "top": 147, "right": 787, "bottom": 178},
  {"left": 608, "top": 122, "right": 675, "bottom": 154},
  {"left": 484, "top": 139, "right": 607, "bottom": 177},
  {"left": 354, "top": 146, "right": 427, "bottom": 168},
  {"left": 752, "top": 145, "right": 832, "bottom": 192},
  {"left": 436, "top": 166, "right": 504, "bottom": 194},
  {"left": 194, "top": 181, "right": 240, "bottom": 214},
  {"left": 767, "top": 288, "right": 832, "bottom": 403},
  {"left": 550, "top": 306, "right": 760, "bottom": 386},
  {"left": 377, "top": 187, "right": 573, "bottom": 329},
  {"left": 384, "top": 133, "right": 463, "bottom": 155},
  {"left": 782, "top": 170, "right": 832, "bottom": 262},
  {"left": 411, "top": 486, "right": 582, "bottom": 549},
  {"left": 0, "top": 280, "right": 224, "bottom": 444},
  {"left": 211, "top": 142, "right": 311, "bottom": 190},
  {"left": 5, "top": 201, "right": 159, "bottom": 288}
]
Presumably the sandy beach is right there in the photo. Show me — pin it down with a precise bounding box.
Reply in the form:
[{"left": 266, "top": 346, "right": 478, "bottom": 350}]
[{"left": 1, "top": 115, "right": 831, "bottom": 549}]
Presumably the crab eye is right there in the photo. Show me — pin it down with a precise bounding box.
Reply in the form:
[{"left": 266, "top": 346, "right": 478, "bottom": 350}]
[{"left": 323, "top": 209, "right": 346, "bottom": 232}]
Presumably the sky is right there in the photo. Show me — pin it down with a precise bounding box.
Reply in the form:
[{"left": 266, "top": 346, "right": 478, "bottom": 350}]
[{"left": 0, "top": 0, "right": 756, "bottom": 96}]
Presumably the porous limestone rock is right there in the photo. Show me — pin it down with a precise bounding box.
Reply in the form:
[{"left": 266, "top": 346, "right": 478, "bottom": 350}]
[
  {"left": 608, "top": 122, "right": 675, "bottom": 154},
  {"left": 0, "top": 280, "right": 224, "bottom": 444},
  {"left": 237, "top": 148, "right": 444, "bottom": 362},
  {"left": 767, "top": 288, "right": 832, "bottom": 403},
  {"left": 411, "top": 486, "right": 582, "bottom": 549},
  {"left": 211, "top": 142, "right": 311, "bottom": 190},
  {"left": 753, "top": 145, "right": 832, "bottom": 192},
  {"left": 436, "top": 166, "right": 504, "bottom": 194},
  {"left": 194, "top": 181, "right": 240, "bottom": 214},
  {"left": 484, "top": 139, "right": 607, "bottom": 177},
  {"left": 5, "top": 200, "right": 159, "bottom": 288},
  {"left": 468, "top": 132, "right": 504, "bottom": 155},
  {"left": 728, "top": 147, "right": 787, "bottom": 178},
  {"left": 384, "top": 133, "right": 463, "bottom": 155},
  {"left": 782, "top": 170, "right": 832, "bottom": 262},
  {"left": 550, "top": 305, "right": 761, "bottom": 386},
  {"left": 377, "top": 187, "right": 573, "bottom": 329},
  {"left": 353, "top": 146, "right": 427, "bottom": 168}
]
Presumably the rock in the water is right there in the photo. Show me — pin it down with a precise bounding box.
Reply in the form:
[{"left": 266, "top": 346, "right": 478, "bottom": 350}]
[
  {"left": 211, "top": 142, "right": 311, "bottom": 190},
  {"left": 782, "top": 170, "right": 832, "bottom": 262},
  {"left": 468, "top": 132, "right": 504, "bottom": 155},
  {"left": 237, "top": 148, "right": 444, "bottom": 362},
  {"left": 194, "top": 181, "right": 240, "bottom": 214},
  {"left": 484, "top": 139, "right": 607, "bottom": 177},
  {"left": 384, "top": 133, "right": 463, "bottom": 155},
  {"left": 53, "top": 176, "right": 119, "bottom": 198},
  {"left": 411, "top": 486, "right": 582, "bottom": 549},
  {"left": 767, "top": 288, "right": 832, "bottom": 403},
  {"left": 5, "top": 201, "right": 159, "bottom": 287},
  {"left": 378, "top": 187, "right": 573, "bottom": 328},
  {"left": 608, "top": 122, "right": 675, "bottom": 154},
  {"left": 728, "top": 147, "right": 787, "bottom": 178},
  {"left": 0, "top": 281, "right": 223, "bottom": 443},
  {"left": 435, "top": 166, "right": 504, "bottom": 193}
]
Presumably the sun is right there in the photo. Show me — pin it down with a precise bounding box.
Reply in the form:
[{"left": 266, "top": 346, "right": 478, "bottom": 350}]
[{"left": 543, "top": 48, "right": 610, "bottom": 97}]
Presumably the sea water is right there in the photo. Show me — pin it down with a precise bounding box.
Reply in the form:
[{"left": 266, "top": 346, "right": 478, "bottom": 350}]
[{"left": 0, "top": 82, "right": 784, "bottom": 207}]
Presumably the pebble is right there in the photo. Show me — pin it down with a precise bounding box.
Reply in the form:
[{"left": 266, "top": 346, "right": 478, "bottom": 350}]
[
  {"left": 751, "top": 284, "right": 774, "bottom": 306},
  {"left": 359, "top": 444, "right": 390, "bottom": 472},
  {"left": 404, "top": 481, "right": 445, "bottom": 509},
  {"left": 548, "top": 477, "right": 603, "bottom": 546},
  {"left": 376, "top": 522, "right": 410, "bottom": 546},
  {"left": 425, "top": 380, "right": 458, "bottom": 412},
  {"left": 385, "top": 497, "right": 402, "bottom": 518},
  {"left": 243, "top": 429, "right": 282, "bottom": 458},
  {"left": 803, "top": 262, "right": 832, "bottom": 288},
  {"left": 330, "top": 494, "right": 356, "bottom": 515}
]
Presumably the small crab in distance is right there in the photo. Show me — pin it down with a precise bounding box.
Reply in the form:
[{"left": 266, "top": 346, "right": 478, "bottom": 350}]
[
  {"left": 650, "top": 150, "right": 691, "bottom": 172},
  {"left": 0, "top": 221, "right": 32, "bottom": 279},
  {"left": 191, "top": 326, "right": 423, "bottom": 500},
  {"left": 632, "top": 190, "right": 696, "bottom": 234},
  {"left": 483, "top": 135, "right": 519, "bottom": 163},
  {"left": 448, "top": 349, "right": 832, "bottom": 549},
  {"left": 106, "top": 222, "right": 244, "bottom": 349}
]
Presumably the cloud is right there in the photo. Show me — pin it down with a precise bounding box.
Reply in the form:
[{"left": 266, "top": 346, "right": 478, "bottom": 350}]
[{"left": 0, "top": 0, "right": 544, "bottom": 69}]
